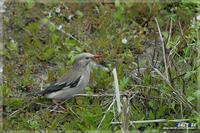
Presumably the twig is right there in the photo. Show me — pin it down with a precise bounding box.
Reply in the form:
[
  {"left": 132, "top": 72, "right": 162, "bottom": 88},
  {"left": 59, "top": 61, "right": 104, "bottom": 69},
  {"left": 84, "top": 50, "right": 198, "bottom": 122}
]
[
  {"left": 49, "top": 109, "right": 65, "bottom": 113},
  {"left": 48, "top": 21, "right": 83, "bottom": 45},
  {"left": 73, "top": 93, "right": 114, "bottom": 97},
  {"left": 121, "top": 97, "right": 129, "bottom": 133},
  {"left": 112, "top": 68, "right": 123, "bottom": 133},
  {"left": 56, "top": 26, "right": 82, "bottom": 44},
  {"left": 8, "top": 108, "right": 24, "bottom": 118},
  {"left": 152, "top": 67, "right": 170, "bottom": 84},
  {"left": 73, "top": 92, "right": 137, "bottom": 97},
  {"left": 112, "top": 119, "right": 190, "bottom": 125},
  {"left": 112, "top": 68, "right": 122, "bottom": 113},
  {"left": 154, "top": 17, "right": 169, "bottom": 81}
]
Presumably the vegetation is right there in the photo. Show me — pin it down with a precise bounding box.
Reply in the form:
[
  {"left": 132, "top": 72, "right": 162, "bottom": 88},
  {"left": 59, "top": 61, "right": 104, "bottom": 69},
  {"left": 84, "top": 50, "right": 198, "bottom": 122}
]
[{"left": 2, "top": 0, "right": 200, "bottom": 132}]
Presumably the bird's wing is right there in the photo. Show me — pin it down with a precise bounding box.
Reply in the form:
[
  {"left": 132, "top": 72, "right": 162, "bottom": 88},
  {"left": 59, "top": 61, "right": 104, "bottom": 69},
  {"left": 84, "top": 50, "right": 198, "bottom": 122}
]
[{"left": 38, "top": 70, "right": 82, "bottom": 96}]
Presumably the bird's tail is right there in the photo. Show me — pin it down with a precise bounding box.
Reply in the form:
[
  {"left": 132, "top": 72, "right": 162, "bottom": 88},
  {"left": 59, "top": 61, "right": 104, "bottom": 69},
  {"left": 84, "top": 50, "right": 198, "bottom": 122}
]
[{"left": 26, "top": 91, "right": 43, "bottom": 97}]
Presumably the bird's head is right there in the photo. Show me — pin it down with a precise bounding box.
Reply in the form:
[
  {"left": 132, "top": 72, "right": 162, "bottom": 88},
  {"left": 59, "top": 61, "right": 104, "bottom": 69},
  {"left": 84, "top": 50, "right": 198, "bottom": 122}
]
[{"left": 73, "top": 53, "right": 102, "bottom": 67}]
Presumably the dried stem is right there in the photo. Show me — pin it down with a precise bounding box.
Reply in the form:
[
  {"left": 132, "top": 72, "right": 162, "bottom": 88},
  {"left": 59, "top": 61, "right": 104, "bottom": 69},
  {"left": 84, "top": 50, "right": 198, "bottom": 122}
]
[
  {"left": 154, "top": 17, "right": 169, "bottom": 81},
  {"left": 121, "top": 97, "right": 130, "bottom": 133},
  {"left": 73, "top": 92, "right": 137, "bottom": 97},
  {"left": 112, "top": 68, "right": 122, "bottom": 113},
  {"left": 112, "top": 68, "right": 124, "bottom": 132},
  {"left": 47, "top": 21, "right": 83, "bottom": 45},
  {"left": 112, "top": 118, "right": 190, "bottom": 125}
]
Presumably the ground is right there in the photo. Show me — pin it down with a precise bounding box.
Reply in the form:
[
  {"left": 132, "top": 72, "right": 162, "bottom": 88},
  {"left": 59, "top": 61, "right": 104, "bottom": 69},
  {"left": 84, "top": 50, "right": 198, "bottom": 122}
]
[{"left": 1, "top": 0, "right": 200, "bottom": 132}]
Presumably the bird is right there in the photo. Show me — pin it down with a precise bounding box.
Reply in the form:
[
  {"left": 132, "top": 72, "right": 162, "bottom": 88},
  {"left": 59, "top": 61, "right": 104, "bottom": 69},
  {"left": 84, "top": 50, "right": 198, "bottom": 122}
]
[{"left": 37, "top": 53, "right": 104, "bottom": 100}]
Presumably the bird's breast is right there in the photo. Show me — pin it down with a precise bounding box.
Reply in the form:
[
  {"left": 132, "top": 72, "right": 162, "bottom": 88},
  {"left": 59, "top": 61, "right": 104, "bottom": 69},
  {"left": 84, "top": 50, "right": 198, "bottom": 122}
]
[{"left": 80, "top": 66, "right": 90, "bottom": 88}]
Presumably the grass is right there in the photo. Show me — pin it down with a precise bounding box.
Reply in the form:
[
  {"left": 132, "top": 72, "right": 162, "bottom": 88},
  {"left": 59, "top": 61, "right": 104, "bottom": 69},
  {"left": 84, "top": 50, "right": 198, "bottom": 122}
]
[{"left": 1, "top": 0, "right": 200, "bottom": 131}]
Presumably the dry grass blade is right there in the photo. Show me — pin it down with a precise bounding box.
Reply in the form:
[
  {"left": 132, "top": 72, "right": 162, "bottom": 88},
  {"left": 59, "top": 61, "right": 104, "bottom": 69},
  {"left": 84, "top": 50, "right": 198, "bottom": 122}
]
[
  {"left": 112, "top": 118, "right": 190, "bottom": 124},
  {"left": 112, "top": 68, "right": 122, "bottom": 113},
  {"left": 154, "top": 17, "right": 169, "bottom": 81},
  {"left": 96, "top": 98, "right": 115, "bottom": 130}
]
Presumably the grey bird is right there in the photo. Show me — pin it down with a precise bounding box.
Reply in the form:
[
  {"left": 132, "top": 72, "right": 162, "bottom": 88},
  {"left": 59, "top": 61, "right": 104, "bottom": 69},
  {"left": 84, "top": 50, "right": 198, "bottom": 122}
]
[{"left": 38, "top": 53, "right": 104, "bottom": 100}]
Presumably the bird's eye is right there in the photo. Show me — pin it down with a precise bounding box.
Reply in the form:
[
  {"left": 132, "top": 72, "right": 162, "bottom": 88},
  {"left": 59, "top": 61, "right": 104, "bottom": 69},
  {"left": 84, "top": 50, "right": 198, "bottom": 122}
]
[{"left": 85, "top": 57, "right": 90, "bottom": 60}]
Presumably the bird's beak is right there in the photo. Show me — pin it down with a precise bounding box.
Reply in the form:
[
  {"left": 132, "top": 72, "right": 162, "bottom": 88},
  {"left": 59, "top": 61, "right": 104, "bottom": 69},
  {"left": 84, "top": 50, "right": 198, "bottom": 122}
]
[
  {"left": 93, "top": 54, "right": 102, "bottom": 62},
  {"left": 94, "top": 54, "right": 102, "bottom": 59}
]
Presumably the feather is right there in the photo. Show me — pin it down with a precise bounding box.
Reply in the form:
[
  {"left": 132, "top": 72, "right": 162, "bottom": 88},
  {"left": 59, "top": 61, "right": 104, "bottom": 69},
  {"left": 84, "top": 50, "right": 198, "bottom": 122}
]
[
  {"left": 69, "top": 76, "right": 82, "bottom": 88},
  {"left": 38, "top": 76, "right": 82, "bottom": 96}
]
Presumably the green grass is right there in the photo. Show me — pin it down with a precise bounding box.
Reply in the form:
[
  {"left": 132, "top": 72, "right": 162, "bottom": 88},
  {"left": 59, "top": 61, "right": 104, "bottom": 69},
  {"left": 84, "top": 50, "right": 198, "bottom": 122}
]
[{"left": 1, "top": 0, "right": 200, "bottom": 131}]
